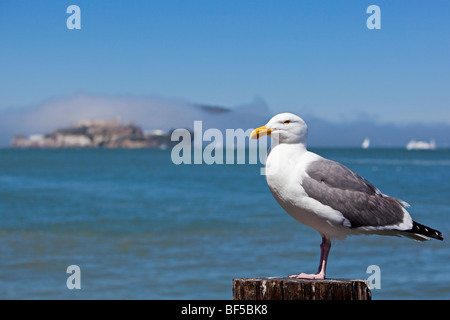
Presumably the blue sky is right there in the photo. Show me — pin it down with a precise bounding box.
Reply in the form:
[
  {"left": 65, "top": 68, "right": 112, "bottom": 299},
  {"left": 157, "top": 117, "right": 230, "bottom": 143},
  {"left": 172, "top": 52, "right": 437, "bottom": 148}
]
[{"left": 1, "top": 0, "right": 449, "bottom": 124}]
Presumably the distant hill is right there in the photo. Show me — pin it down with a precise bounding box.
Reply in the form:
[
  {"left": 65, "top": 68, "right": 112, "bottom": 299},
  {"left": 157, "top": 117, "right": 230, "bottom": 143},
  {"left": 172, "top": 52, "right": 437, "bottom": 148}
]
[
  {"left": 302, "top": 115, "right": 450, "bottom": 148},
  {"left": 10, "top": 120, "right": 181, "bottom": 149},
  {"left": 0, "top": 93, "right": 449, "bottom": 148},
  {"left": 0, "top": 93, "right": 271, "bottom": 147}
]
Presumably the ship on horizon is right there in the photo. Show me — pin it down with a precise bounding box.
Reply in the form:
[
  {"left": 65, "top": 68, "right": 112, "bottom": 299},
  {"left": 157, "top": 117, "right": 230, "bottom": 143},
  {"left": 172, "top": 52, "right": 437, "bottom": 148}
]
[{"left": 406, "top": 139, "right": 436, "bottom": 150}]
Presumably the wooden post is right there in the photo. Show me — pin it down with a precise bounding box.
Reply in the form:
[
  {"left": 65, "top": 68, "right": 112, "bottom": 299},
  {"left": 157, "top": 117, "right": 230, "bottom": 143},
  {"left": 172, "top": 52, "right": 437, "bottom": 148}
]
[{"left": 233, "top": 277, "right": 371, "bottom": 300}]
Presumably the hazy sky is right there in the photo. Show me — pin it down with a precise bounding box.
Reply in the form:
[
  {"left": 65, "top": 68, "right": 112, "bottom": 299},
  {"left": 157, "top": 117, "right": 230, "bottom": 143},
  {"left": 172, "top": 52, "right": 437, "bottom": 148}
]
[{"left": 1, "top": 0, "right": 449, "bottom": 124}]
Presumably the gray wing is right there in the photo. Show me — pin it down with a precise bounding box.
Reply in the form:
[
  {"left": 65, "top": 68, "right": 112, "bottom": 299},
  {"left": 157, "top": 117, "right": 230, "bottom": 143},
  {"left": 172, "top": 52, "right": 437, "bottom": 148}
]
[{"left": 303, "top": 158, "right": 406, "bottom": 229}]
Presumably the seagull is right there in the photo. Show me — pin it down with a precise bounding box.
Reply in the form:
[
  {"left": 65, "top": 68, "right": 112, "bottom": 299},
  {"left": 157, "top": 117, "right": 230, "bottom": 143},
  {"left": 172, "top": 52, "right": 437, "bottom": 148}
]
[{"left": 250, "top": 113, "right": 443, "bottom": 280}]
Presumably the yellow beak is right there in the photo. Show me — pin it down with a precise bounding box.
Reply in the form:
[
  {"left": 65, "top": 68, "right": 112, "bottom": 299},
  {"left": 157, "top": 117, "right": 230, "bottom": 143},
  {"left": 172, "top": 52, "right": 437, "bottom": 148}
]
[{"left": 250, "top": 125, "right": 271, "bottom": 140}]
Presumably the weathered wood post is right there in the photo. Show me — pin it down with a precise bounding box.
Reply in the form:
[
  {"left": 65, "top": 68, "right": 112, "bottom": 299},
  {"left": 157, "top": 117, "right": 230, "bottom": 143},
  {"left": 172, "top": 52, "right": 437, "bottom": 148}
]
[{"left": 233, "top": 278, "right": 371, "bottom": 300}]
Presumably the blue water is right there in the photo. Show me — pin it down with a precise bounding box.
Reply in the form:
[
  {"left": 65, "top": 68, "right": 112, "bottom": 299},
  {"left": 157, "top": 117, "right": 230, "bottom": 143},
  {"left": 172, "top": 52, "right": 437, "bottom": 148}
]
[{"left": 0, "top": 148, "right": 449, "bottom": 299}]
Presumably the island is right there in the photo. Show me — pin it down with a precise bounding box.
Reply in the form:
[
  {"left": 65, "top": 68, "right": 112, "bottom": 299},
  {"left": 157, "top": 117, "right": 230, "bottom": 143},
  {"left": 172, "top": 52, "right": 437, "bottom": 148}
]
[{"left": 10, "top": 120, "right": 189, "bottom": 149}]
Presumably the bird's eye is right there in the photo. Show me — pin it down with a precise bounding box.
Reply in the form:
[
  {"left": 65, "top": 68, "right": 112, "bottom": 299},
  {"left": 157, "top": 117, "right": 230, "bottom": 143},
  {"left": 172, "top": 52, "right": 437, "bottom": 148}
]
[{"left": 284, "top": 120, "right": 290, "bottom": 125}]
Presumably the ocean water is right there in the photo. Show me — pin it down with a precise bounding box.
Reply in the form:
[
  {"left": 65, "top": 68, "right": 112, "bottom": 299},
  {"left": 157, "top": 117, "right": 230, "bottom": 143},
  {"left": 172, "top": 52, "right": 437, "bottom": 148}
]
[{"left": 0, "top": 148, "right": 448, "bottom": 300}]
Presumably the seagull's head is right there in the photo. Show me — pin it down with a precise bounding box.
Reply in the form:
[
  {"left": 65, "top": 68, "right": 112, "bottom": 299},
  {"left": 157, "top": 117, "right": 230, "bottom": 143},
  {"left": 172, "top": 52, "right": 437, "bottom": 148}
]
[{"left": 250, "top": 113, "right": 308, "bottom": 145}]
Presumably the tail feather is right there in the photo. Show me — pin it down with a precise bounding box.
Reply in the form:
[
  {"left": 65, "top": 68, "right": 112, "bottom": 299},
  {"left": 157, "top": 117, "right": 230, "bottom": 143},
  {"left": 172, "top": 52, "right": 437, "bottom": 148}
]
[{"left": 405, "top": 221, "right": 443, "bottom": 241}]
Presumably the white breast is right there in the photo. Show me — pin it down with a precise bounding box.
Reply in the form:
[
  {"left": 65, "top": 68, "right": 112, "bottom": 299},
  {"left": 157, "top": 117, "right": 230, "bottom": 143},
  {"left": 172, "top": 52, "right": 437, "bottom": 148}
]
[{"left": 265, "top": 144, "right": 350, "bottom": 239}]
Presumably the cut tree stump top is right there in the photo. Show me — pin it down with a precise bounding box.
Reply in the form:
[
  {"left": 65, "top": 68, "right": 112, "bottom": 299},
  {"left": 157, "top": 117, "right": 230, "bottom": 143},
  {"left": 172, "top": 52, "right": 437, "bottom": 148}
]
[{"left": 233, "top": 277, "right": 371, "bottom": 300}]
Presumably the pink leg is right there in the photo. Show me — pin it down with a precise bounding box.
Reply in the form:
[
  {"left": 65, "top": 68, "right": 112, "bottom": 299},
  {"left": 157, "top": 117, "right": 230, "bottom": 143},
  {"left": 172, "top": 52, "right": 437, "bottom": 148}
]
[{"left": 289, "top": 236, "right": 331, "bottom": 280}]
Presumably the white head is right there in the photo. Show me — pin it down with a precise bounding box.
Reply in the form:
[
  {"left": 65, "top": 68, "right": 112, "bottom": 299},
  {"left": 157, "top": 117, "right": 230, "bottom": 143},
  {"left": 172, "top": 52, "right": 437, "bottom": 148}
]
[{"left": 250, "top": 113, "right": 308, "bottom": 145}]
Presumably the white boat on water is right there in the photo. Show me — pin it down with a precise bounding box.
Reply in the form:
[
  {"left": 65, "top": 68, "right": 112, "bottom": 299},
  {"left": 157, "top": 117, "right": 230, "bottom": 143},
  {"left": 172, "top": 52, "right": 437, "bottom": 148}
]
[
  {"left": 406, "top": 139, "right": 436, "bottom": 150},
  {"left": 361, "top": 138, "right": 370, "bottom": 149}
]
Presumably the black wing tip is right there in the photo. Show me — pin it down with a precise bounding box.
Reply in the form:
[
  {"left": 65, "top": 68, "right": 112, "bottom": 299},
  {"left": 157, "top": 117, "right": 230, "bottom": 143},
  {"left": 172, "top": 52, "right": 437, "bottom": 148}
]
[{"left": 407, "top": 221, "right": 444, "bottom": 241}]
